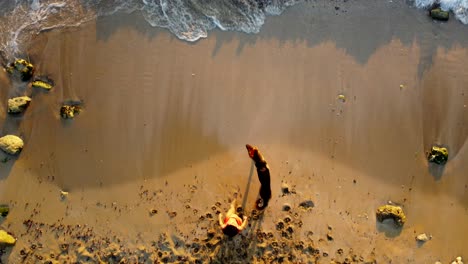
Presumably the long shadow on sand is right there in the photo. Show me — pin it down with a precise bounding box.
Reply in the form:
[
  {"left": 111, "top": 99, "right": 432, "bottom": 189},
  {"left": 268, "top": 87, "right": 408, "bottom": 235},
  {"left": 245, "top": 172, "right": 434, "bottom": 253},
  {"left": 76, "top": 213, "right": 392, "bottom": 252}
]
[
  {"left": 16, "top": 1, "right": 468, "bottom": 209},
  {"left": 88, "top": 2, "right": 468, "bottom": 201}
]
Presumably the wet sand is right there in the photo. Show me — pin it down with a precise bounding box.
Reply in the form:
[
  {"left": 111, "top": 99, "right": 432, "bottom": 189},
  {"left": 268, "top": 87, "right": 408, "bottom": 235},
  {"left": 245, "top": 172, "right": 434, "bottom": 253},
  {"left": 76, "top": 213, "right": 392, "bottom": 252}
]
[{"left": 0, "top": 1, "right": 467, "bottom": 263}]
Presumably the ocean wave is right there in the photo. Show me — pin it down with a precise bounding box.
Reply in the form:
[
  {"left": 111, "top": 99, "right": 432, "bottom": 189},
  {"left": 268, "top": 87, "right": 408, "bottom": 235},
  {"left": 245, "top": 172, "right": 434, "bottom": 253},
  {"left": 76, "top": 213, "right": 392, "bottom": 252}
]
[
  {"left": 0, "top": 0, "right": 301, "bottom": 59},
  {"left": 0, "top": 0, "right": 467, "bottom": 60}
]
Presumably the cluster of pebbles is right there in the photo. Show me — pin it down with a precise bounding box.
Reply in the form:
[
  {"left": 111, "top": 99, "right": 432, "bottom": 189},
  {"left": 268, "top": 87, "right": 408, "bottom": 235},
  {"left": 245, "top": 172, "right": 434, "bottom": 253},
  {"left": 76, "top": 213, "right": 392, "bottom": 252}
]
[{"left": 0, "top": 58, "right": 84, "bottom": 257}]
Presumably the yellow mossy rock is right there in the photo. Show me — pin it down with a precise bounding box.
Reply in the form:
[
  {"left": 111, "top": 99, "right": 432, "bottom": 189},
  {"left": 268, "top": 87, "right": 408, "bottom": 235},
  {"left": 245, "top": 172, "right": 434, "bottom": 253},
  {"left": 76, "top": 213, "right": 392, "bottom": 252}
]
[
  {"left": 7, "top": 96, "right": 31, "bottom": 114},
  {"left": 0, "top": 230, "right": 16, "bottom": 246},
  {"left": 32, "top": 80, "right": 53, "bottom": 90},
  {"left": 0, "top": 135, "right": 24, "bottom": 155},
  {"left": 60, "top": 105, "right": 81, "bottom": 119},
  {"left": 6, "top": 59, "right": 34, "bottom": 81},
  {"left": 376, "top": 205, "right": 406, "bottom": 227},
  {"left": 428, "top": 146, "right": 448, "bottom": 165}
]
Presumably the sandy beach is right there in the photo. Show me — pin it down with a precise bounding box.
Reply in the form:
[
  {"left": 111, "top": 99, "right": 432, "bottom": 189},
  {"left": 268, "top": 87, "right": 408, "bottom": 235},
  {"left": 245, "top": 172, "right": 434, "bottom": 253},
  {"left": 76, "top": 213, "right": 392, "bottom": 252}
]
[{"left": 0, "top": 1, "right": 467, "bottom": 263}]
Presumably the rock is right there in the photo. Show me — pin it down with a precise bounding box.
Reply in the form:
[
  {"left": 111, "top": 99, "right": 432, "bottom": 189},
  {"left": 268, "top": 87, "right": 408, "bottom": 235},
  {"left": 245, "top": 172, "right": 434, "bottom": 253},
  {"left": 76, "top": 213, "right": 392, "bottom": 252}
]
[
  {"left": 0, "top": 135, "right": 24, "bottom": 155},
  {"left": 60, "top": 104, "right": 81, "bottom": 119},
  {"left": 0, "top": 205, "right": 9, "bottom": 217},
  {"left": 416, "top": 233, "right": 429, "bottom": 242},
  {"left": 5, "top": 59, "right": 34, "bottom": 81},
  {"left": 282, "top": 203, "right": 291, "bottom": 211},
  {"left": 168, "top": 211, "right": 177, "bottom": 218},
  {"left": 0, "top": 230, "right": 16, "bottom": 246},
  {"left": 427, "top": 146, "right": 448, "bottom": 165},
  {"left": 31, "top": 76, "right": 54, "bottom": 90},
  {"left": 430, "top": 7, "right": 449, "bottom": 21},
  {"left": 337, "top": 94, "right": 346, "bottom": 102},
  {"left": 375, "top": 204, "right": 406, "bottom": 227},
  {"left": 7, "top": 96, "right": 31, "bottom": 114},
  {"left": 149, "top": 209, "right": 158, "bottom": 215},
  {"left": 281, "top": 183, "right": 290, "bottom": 195},
  {"left": 60, "top": 190, "right": 68, "bottom": 200},
  {"left": 299, "top": 200, "right": 315, "bottom": 210}
]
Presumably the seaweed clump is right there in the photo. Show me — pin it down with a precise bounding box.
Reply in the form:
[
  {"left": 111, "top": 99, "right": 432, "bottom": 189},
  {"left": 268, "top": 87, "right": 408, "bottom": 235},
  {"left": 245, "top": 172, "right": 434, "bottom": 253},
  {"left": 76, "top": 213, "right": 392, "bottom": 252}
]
[
  {"left": 376, "top": 205, "right": 406, "bottom": 227},
  {"left": 427, "top": 146, "right": 448, "bottom": 165},
  {"left": 5, "top": 59, "right": 34, "bottom": 81}
]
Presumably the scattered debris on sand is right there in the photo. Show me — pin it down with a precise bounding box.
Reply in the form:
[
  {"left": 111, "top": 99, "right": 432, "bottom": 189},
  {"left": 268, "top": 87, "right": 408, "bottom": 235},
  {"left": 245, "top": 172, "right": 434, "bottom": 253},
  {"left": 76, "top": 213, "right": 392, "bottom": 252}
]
[
  {"left": 0, "top": 135, "right": 24, "bottom": 155},
  {"left": 375, "top": 204, "right": 406, "bottom": 227},
  {"left": 282, "top": 203, "right": 291, "bottom": 211},
  {"left": 7, "top": 96, "right": 31, "bottom": 114},
  {"left": 427, "top": 146, "right": 448, "bottom": 165},
  {"left": 0, "top": 205, "right": 9, "bottom": 217},
  {"left": 149, "top": 209, "right": 158, "bottom": 216},
  {"left": 31, "top": 76, "right": 54, "bottom": 90},
  {"left": 5, "top": 59, "right": 34, "bottom": 81},
  {"left": 280, "top": 182, "right": 296, "bottom": 195},
  {"left": 60, "top": 190, "right": 69, "bottom": 200},
  {"left": 60, "top": 103, "right": 82, "bottom": 119},
  {"left": 416, "top": 233, "right": 430, "bottom": 242},
  {"left": 429, "top": 7, "right": 449, "bottom": 21},
  {"left": 281, "top": 182, "right": 291, "bottom": 195},
  {"left": 0, "top": 230, "right": 16, "bottom": 246},
  {"left": 167, "top": 211, "right": 177, "bottom": 218},
  {"left": 337, "top": 94, "right": 346, "bottom": 102}
]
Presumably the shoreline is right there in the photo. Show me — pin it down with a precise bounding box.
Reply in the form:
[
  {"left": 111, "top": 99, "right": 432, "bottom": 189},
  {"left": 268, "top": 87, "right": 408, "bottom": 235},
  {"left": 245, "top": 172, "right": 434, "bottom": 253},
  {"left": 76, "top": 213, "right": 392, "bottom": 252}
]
[{"left": 0, "top": 1, "right": 467, "bottom": 263}]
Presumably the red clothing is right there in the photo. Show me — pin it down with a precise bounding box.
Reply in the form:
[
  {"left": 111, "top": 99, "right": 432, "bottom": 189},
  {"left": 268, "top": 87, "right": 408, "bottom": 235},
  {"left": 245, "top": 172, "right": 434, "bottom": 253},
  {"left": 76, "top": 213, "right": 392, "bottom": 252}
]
[{"left": 224, "top": 216, "right": 242, "bottom": 226}]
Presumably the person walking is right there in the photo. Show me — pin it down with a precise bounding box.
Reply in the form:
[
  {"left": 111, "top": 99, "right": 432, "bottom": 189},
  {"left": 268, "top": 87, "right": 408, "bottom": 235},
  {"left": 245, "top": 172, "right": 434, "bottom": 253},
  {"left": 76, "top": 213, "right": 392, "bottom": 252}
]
[{"left": 245, "top": 144, "right": 271, "bottom": 210}]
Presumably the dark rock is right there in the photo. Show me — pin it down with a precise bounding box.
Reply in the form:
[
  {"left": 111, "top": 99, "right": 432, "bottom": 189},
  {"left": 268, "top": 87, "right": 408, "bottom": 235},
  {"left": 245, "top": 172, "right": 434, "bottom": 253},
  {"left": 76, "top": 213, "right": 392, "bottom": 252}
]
[
  {"left": 0, "top": 205, "right": 9, "bottom": 217},
  {"left": 427, "top": 146, "right": 448, "bottom": 165},
  {"left": 299, "top": 200, "right": 315, "bottom": 210},
  {"left": 429, "top": 7, "right": 449, "bottom": 21},
  {"left": 281, "top": 183, "right": 290, "bottom": 195}
]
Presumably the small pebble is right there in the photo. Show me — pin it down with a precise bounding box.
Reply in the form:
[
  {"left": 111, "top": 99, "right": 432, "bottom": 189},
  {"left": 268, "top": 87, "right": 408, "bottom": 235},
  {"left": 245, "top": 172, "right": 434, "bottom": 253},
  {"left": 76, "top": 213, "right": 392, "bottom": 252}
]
[{"left": 416, "top": 233, "right": 429, "bottom": 242}]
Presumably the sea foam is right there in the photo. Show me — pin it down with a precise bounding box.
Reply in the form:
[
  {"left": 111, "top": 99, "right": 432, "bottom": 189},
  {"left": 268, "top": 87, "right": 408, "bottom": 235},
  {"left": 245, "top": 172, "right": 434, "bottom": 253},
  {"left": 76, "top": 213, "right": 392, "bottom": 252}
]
[{"left": 0, "top": 0, "right": 467, "bottom": 59}]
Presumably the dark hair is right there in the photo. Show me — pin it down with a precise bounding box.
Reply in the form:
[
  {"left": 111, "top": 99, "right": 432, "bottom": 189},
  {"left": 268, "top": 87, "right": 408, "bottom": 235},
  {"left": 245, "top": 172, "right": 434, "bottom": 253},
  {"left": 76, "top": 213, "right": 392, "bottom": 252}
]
[{"left": 222, "top": 224, "right": 240, "bottom": 237}]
